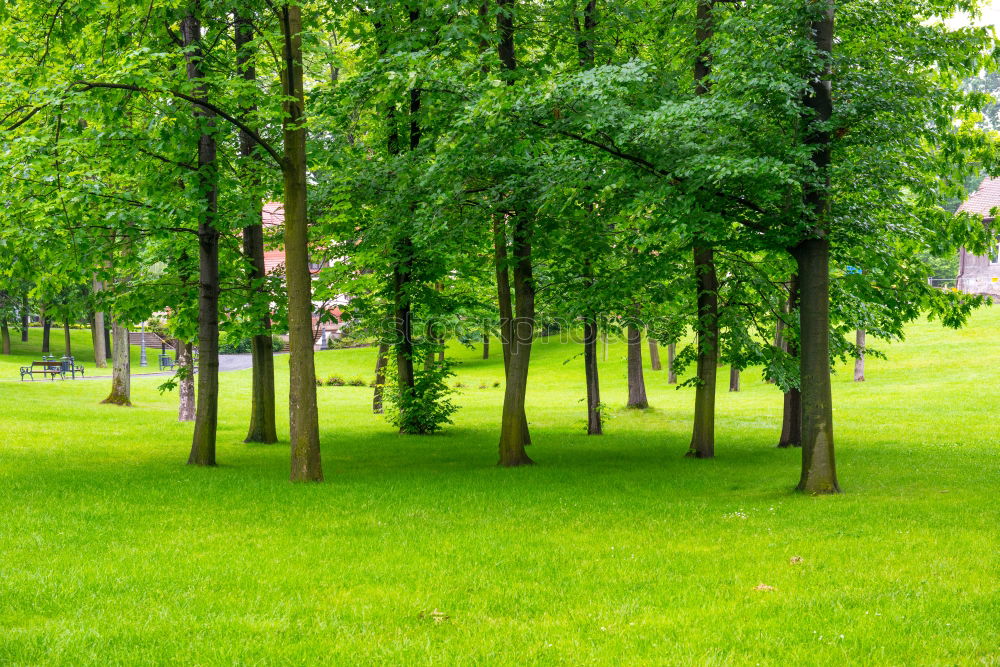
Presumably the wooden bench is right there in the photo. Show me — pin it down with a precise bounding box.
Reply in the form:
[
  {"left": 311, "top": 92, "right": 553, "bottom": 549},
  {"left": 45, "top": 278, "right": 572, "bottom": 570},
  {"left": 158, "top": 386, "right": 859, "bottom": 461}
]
[
  {"left": 159, "top": 354, "right": 175, "bottom": 371},
  {"left": 21, "top": 361, "right": 65, "bottom": 381}
]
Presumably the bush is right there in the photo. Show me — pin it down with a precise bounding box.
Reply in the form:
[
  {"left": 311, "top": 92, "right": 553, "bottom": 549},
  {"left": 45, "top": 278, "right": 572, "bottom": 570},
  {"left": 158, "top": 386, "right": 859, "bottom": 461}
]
[
  {"left": 386, "top": 361, "right": 458, "bottom": 435},
  {"left": 219, "top": 336, "right": 253, "bottom": 354},
  {"left": 271, "top": 336, "right": 285, "bottom": 353},
  {"left": 325, "top": 375, "right": 346, "bottom": 387},
  {"left": 347, "top": 377, "right": 368, "bottom": 387},
  {"left": 315, "top": 376, "right": 323, "bottom": 387}
]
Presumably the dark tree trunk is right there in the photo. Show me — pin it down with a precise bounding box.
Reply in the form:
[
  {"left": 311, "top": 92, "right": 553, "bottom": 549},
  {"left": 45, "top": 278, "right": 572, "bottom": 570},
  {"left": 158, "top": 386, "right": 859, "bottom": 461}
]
[
  {"left": 688, "top": 246, "right": 718, "bottom": 458},
  {"left": 667, "top": 342, "right": 677, "bottom": 384},
  {"left": 373, "top": 342, "right": 389, "bottom": 414},
  {"left": 104, "top": 322, "right": 111, "bottom": 359},
  {"left": 497, "top": 214, "right": 535, "bottom": 466},
  {"left": 482, "top": 331, "right": 489, "bottom": 359},
  {"left": 1, "top": 318, "right": 10, "bottom": 354},
  {"left": 648, "top": 335, "right": 661, "bottom": 371},
  {"left": 584, "top": 316, "right": 602, "bottom": 434},
  {"left": 729, "top": 366, "right": 740, "bottom": 392},
  {"left": 281, "top": 3, "right": 323, "bottom": 481},
  {"left": 793, "top": 1, "right": 839, "bottom": 493},
  {"left": 183, "top": 7, "right": 220, "bottom": 468},
  {"left": 63, "top": 319, "right": 71, "bottom": 357},
  {"left": 778, "top": 275, "right": 801, "bottom": 448},
  {"left": 626, "top": 323, "right": 648, "bottom": 408},
  {"left": 494, "top": 216, "right": 531, "bottom": 445},
  {"left": 41, "top": 313, "right": 51, "bottom": 355},
  {"left": 20, "top": 294, "right": 29, "bottom": 342},
  {"left": 393, "top": 238, "right": 416, "bottom": 420},
  {"left": 102, "top": 320, "right": 131, "bottom": 406},
  {"left": 236, "top": 11, "right": 277, "bottom": 445},
  {"left": 178, "top": 341, "right": 195, "bottom": 422},
  {"left": 854, "top": 328, "right": 865, "bottom": 382},
  {"left": 92, "top": 278, "right": 107, "bottom": 368}
]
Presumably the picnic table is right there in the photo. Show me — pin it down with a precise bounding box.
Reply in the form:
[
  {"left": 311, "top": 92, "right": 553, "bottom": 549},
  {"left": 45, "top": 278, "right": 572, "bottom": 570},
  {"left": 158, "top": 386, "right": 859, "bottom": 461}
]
[{"left": 20, "top": 356, "right": 85, "bottom": 381}]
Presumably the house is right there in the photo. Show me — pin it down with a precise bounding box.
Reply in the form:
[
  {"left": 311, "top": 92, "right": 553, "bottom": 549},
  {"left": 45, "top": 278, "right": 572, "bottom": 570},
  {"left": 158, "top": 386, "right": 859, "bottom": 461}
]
[
  {"left": 262, "top": 202, "right": 348, "bottom": 348},
  {"left": 956, "top": 177, "right": 1000, "bottom": 302}
]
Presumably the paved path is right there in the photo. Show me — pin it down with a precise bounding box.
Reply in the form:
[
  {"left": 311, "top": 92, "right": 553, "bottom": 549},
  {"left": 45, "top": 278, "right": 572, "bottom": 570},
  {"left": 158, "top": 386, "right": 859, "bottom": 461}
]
[{"left": 73, "top": 354, "right": 255, "bottom": 380}]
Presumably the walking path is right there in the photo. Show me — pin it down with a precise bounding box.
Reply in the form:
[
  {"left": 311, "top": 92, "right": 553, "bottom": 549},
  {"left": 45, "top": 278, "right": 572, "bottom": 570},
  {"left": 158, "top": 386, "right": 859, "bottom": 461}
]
[{"left": 6, "top": 354, "right": 257, "bottom": 383}]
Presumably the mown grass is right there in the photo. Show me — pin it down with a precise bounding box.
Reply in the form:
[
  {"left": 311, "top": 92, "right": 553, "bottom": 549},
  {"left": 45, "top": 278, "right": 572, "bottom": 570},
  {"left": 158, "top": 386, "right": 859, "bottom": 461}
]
[
  {"left": 1, "top": 310, "right": 998, "bottom": 665},
  {"left": 0, "top": 327, "right": 168, "bottom": 380}
]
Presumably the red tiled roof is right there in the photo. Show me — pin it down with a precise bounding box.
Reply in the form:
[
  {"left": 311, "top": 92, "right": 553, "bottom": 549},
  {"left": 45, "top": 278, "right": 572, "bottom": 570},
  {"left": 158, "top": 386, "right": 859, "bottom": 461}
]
[{"left": 958, "top": 177, "right": 1000, "bottom": 218}]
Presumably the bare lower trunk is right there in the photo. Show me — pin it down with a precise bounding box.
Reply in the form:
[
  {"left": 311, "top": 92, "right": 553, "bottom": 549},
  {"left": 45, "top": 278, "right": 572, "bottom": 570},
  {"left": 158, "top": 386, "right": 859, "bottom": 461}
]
[
  {"left": 497, "top": 215, "right": 534, "bottom": 466},
  {"left": 92, "top": 278, "right": 107, "bottom": 367},
  {"left": 778, "top": 275, "right": 801, "bottom": 448},
  {"left": 281, "top": 4, "right": 323, "bottom": 481},
  {"left": 102, "top": 320, "right": 131, "bottom": 406},
  {"left": 41, "top": 315, "right": 51, "bottom": 355},
  {"left": 794, "top": 239, "right": 838, "bottom": 491},
  {"left": 393, "top": 241, "right": 416, "bottom": 427},
  {"left": 688, "top": 245, "right": 718, "bottom": 458},
  {"left": 483, "top": 332, "right": 489, "bottom": 359},
  {"left": 178, "top": 341, "right": 195, "bottom": 422},
  {"left": 494, "top": 216, "right": 531, "bottom": 445},
  {"left": 626, "top": 323, "right": 648, "bottom": 408},
  {"left": 63, "top": 320, "right": 71, "bottom": 357},
  {"left": 20, "top": 295, "right": 29, "bottom": 342},
  {"left": 854, "top": 329, "right": 865, "bottom": 382},
  {"left": 648, "top": 335, "right": 661, "bottom": 371},
  {"left": 104, "top": 323, "right": 111, "bottom": 359},
  {"left": 667, "top": 342, "right": 677, "bottom": 384},
  {"left": 246, "top": 334, "right": 277, "bottom": 443},
  {"left": 584, "top": 316, "right": 602, "bottom": 435},
  {"left": 1, "top": 319, "right": 10, "bottom": 354},
  {"left": 729, "top": 366, "right": 740, "bottom": 392},
  {"left": 373, "top": 342, "right": 389, "bottom": 414}
]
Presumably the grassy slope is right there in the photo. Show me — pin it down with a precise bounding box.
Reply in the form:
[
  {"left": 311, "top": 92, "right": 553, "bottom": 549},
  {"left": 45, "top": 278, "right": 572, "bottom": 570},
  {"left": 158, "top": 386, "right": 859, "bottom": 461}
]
[{"left": 0, "top": 310, "right": 998, "bottom": 665}]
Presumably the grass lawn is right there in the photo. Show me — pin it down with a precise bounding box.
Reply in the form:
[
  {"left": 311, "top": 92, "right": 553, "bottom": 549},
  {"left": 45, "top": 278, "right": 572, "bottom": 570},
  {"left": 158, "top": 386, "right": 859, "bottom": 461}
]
[{"left": 1, "top": 310, "right": 998, "bottom": 664}]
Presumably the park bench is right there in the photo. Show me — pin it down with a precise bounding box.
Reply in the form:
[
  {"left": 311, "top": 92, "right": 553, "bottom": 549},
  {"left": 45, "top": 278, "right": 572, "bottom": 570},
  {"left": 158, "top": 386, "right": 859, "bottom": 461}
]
[
  {"left": 21, "top": 360, "right": 66, "bottom": 381},
  {"left": 19, "top": 357, "right": 85, "bottom": 381},
  {"left": 159, "top": 354, "right": 176, "bottom": 371}
]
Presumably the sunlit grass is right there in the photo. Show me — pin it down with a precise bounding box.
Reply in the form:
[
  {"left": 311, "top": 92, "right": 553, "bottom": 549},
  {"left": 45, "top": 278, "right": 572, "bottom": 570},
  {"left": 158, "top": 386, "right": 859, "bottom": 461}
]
[{"left": 1, "top": 309, "right": 998, "bottom": 664}]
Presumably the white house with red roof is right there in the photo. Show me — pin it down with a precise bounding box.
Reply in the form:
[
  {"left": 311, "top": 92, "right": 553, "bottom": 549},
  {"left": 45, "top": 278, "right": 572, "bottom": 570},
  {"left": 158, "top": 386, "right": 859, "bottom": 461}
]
[
  {"left": 956, "top": 178, "right": 1000, "bottom": 301},
  {"left": 262, "top": 202, "right": 347, "bottom": 348}
]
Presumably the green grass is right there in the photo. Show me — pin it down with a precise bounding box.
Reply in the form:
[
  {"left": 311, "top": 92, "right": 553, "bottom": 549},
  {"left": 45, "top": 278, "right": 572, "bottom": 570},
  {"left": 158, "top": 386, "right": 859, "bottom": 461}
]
[{"left": 1, "top": 310, "right": 998, "bottom": 665}]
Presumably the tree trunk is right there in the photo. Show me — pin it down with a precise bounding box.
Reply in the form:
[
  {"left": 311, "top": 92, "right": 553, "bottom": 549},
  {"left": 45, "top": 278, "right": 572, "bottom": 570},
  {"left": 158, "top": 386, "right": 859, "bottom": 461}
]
[
  {"left": 102, "top": 320, "right": 131, "bottom": 406},
  {"left": 20, "top": 294, "right": 29, "bottom": 342},
  {"left": 584, "top": 316, "right": 602, "bottom": 434},
  {"left": 729, "top": 366, "right": 740, "bottom": 392},
  {"left": 392, "top": 239, "right": 416, "bottom": 423},
  {"left": 497, "top": 215, "right": 535, "bottom": 466},
  {"left": 41, "top": 313, "right": 51, "bottom": 355},
  {"left": 687, "top": 0, "right": 717, "bottom": 458},
  {"left": 92, "top": 278, "right": 107, "bottom": 368},
  {"left": 494, "top": 216, "right": 531, "bottom": 445},
  {"left": 648, "top": 335, "right": 661, "bottom": 371},
  {"left": 778, "top": 275, "right": 801, "bottom": 448},
  {"left": 854, "top": 328, "right": 865, "bottom": 382},
  {"left": 626, "top": 323, "right": 648, "bottom": 408},
  {"left": 482, "top": 331, "right": 489, "bottom": 359},
  {"left": 688, "top": 246, "right": 718, "bottom": 458},
  {"left": 667, "top": 342, "right": 677, "bottom": 384},
  {"left": 236, "top": 11, "right": 278, "bottom": 445},
  {"left": 104, "top": 322, "right": 111, "bottom": 359},
  {"left": 178, "top": 341, "right": 195, "bottom": 422},
  {"left": 281, "top": 3, "right": 323, "bottom": 481},
  {"left": 183, "top": 7, "right": 220, "bottom": 468},
  {"left": 793, "top": 1, "right": 839, "bottom": 493},
  {"left": 373, "top": 342, "right": 389, "bottom": 414},
  {"left": 1, "top": 318, "right": 10, "bottom": 354},
  {"left": 63, "top": 319, "right": 71, "bottom": 357}
]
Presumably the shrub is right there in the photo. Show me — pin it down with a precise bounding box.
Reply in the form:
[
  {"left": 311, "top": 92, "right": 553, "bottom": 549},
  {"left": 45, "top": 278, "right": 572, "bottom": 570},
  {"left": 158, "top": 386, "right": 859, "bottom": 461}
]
[
  {"left": 348, "top": 377, "right": 368, "bottom": 387},
  {"left": 492, "top": 381, "right": 501, "bottom": 388},
  {"left": 271, "top": 336, "right": 286, "bottom": 353},
  {"left": 315, "top": 376, "right": 323, "bottom": 387},
  {"left": 219, "top": 335, "right": 252, "bottom": 354},
  {"left": 386, "top": 361, "right": 458, "bottom": 435},
  {"left": 325, "top": 375, "right": 346, "bottom": 386}
]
